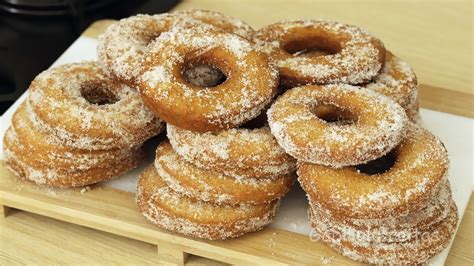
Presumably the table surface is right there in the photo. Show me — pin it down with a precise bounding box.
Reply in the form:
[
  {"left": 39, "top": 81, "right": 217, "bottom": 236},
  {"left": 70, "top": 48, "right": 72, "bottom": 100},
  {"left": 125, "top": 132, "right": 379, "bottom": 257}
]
[{"left": 1, "top": 0, "right": 473, "bottom": 265}]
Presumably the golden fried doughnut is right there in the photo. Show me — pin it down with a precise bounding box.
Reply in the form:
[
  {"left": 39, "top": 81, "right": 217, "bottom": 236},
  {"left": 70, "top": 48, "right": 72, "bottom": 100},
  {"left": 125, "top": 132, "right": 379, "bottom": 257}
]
[
  {"left": 3, "top": 137, "right": 143, "bottom": 188},
  {"left": 27, "top": 62, "right": 162, "bottom": 150},
  {"left": 308, "top": 179, "right": 453, "bottom": 243},
  {"left": 167, "top": 124, "right": 296, "bottom": 179},
  {"left": 267, "top": 84, "right": 408, "bottom": 166},
  {"left": 6, "top": 102, "right": 136, "bottom": 171},
  {"left": 298, "top": 124, "right": 449, "bottom": 219},
  {"left": 365, "top": 51, "right": 418, "bottom": 109},
  {"left": 254, "top": 19, "right": 385, "bottom": 87},
  {"left": 154, "top": 141, "right": 295, "bottom": 205},
  {"left": 98, "top": 11, "right": 253, "bottom": 86},
  {"left": 140, "top": 24, "right": 278, "bottom": 132},
  {"left": 309, "top": 202, "right": 458, "bottom": 265},
  {"left": 136, "top": 164, "right": 279, "bottom": 240},
  {"left": 175, "top": 9, "right": 254, "bottom": 39}
]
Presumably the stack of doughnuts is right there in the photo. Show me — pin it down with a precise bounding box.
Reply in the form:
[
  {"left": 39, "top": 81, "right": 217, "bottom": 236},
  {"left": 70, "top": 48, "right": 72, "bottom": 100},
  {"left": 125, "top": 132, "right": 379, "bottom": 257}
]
[
  {"left": 3, "top": 62, "right": 163, "bottom": 187},
  {"left": 3, "top": 8, "right": 458, "bottom": 263},
  {"left": 262, "top": 20, "right": 458, "bottom": 264},
  {"left": 97, "top": 10, "right": 296, "bottom": 240}
]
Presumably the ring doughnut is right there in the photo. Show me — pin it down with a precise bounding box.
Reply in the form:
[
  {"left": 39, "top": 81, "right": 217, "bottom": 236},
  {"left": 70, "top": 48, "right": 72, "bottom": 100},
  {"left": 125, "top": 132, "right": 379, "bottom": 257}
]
[
  {"left": 98, "top": 11, "right": 253, "bottom": 86},
  {"left": 254, "top": 19, "right": 385, "bottom": 87},
  {"left": 3, "top": 132, "right": 143, "bottom": 187},
  {"left": 309, "top": 202, "right": 458, "bottom": 265},
  {"left": 364, "top": 51, "right": 418, "bottom": 109},
  {"left": 140, "top": 24, "right": 278, "bottom": 132},
  {"left": 308, "top": 179, "right": 453, "bottom": 243},
  {"left": 167, "top": 124, "right": 296, "bottom": 179},
  {"left": 27, "top": 61, "right": 163, "bottom": 150},
  {"left": 136, "top": 164, "right": 279, "bottom": 240},
  {"left": 154, "top": 141, "right": 295, "bottom": 205},
  {"left": 267, "top": 84, "right": 408, "bottom": 166},
  {"left": 5, "top": 102, "right": 140, "bottom": 171},
  {"left": 298, "top": 123, "right": 449, "bottom": 219}
]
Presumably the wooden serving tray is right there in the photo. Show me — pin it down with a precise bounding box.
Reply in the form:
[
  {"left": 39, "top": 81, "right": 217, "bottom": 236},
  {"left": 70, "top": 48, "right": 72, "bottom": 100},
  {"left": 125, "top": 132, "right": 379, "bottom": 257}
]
[
  {"left": 1, "top": 19, "right": 472, "bottom": 265},
  {"left": 0, "top": 164, "right": 357, "bottom": 265}
]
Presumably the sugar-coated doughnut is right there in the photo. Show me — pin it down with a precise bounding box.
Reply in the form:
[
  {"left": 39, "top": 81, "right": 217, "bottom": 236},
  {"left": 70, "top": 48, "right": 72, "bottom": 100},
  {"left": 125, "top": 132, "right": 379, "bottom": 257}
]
[
  {"left": 365, "top": 51, "right": 418, "bottom": 109},
  {"left": 267, "top": 84, "right": 408, "bottom": 167},
  {"left": 27, "top": 61, "right": 163, "bottom": 150},
  {"left": 254, "top": 19, "right": 385, "bottom": 87},
  {"left": 98, "top": 11, "right": 254, "bottom": 86},
  {"left": 167, "top": 124, "right": 296, "bottom": 179},
  {"left": 298, "top": 124, "right": 449, "bottom": 219},
  {"left": 309, "top": 202, "right": 458, "bottom": 265},
  {"left": 5, "top": 103, "right": 140, "bottom": 171},
  {"left": 308, "top": 179, "right": 453, "bottom": 243},
  {"left": 3, "top": 133, "right": 143, "bottom": 188},
  {"left": 154, "top": 141, "right": 295, "bottom": 205},
  {"left": 140, "top": 24, "right": 278, "bottom": 132},
  {"left": 136, "top": 164, "right": 279, "bottom": 240}
]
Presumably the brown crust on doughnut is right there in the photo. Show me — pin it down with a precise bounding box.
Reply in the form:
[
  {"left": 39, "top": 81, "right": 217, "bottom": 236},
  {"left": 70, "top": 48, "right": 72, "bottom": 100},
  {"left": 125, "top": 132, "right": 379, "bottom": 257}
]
[
  {"left": 140, "top": 23, "right": 278, "bottom": 132},
  {"left": 167, "top": 124, "right": 296, "bottom": 179},
  {"left": 364, "top": 51, "right": 418, "bottom": 109},
  {"left": 6, "top": 102, "right": 137, "bottom": 171},
  {"left": 28, "top": 61, "right": 163, "bottom": 150},
  {"left": 136, "top": 164, "right": 279, "bottom": 240},
  {"left": 154, "top": 141, "right": 295, "bottom": 205},
  {"left": 254, "top": 19, "right": 385, "bottom": 86},
  {"left": 298, "top": 124, "right": 449, "bottom": 219},
  {"left": 309, "top": 202, "right": 458, "bottom": 264},
  {"left": 268, "top": 84, "right": 408, "bottom": 167}
]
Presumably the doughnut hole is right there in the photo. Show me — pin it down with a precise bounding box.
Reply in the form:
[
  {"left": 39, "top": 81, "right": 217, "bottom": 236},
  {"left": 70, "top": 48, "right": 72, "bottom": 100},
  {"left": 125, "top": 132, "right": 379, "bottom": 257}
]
[
  {"left": 283, "top": 34, "right": 342, "bottom": 57},
  {"left": 355, "top": 150, "right": 397, "bottom": 175},
  {"left": 80, "top": 82, "right": 119, "bottom": 105},
  {"left": 181, "top": 52, "right": 228, "bottom": 87},
  {"left": 241, "top": 110, "right": 268, "bottom": 129},
  {"left": 313, "top": 104, "right": 357, "bottom": 125}
]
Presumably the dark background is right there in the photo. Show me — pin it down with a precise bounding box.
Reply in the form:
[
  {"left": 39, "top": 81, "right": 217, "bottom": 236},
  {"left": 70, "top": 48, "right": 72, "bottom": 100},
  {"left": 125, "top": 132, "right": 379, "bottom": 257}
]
[{"left": 0, "top": 0, "right": 179, "bottom": 114}]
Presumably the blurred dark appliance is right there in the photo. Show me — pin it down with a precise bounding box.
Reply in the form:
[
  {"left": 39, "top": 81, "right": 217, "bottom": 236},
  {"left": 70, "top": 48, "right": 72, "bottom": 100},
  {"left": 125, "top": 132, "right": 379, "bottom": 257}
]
[{"left": 0, "top": 0, "right": 179, "bottom": 114}]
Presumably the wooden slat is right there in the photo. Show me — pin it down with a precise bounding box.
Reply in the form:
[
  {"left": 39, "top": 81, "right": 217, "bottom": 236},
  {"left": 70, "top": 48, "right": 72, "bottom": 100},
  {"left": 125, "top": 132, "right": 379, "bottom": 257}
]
[{"left": 0, "top": 165, "right": 363, "bottom": 265}]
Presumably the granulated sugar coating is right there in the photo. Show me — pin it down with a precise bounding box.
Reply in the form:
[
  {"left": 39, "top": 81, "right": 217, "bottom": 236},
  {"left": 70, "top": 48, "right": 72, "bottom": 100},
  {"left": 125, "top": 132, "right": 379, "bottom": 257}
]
[
  {"left": 309, "top": 202, "right": 458, "bottom": 265},
  {"left": 167, "top": 124, "right": 296, "bottom": 179},
  {"left": 97, "top": 14, "right": 176, "bottom": 86},
  {"left": 136, "top": 164, "right": 279, "bottom": 240},
  {"left": 139, "top": 21, "right": 278, "bottom": 132},
  {"left": 254, "top": 19, "right": 385, "bottom": 87},
  {"left": 27, "top": 61, "right": 163, "bottom": 150},
  {"left": 154, "top": 141, "right": 295, "bottom": 205},
  {"left": 268, "top": 84, "right": 408, "bottom": 167},
  {"left": 364, "top": 51, "right": 418, "bottom": 110},
  {"left": 307, "top": 179, "right": 453, "bottom": 244},
  {"left": 298, "top": 124, "right": 450, "bottom": 219},
  {"left": 97, "top": 10, "right": 254, "bottom": 86}
]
